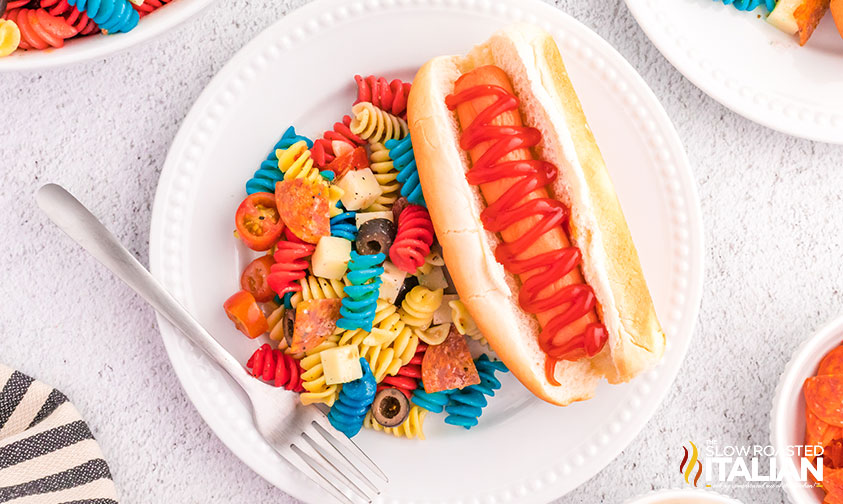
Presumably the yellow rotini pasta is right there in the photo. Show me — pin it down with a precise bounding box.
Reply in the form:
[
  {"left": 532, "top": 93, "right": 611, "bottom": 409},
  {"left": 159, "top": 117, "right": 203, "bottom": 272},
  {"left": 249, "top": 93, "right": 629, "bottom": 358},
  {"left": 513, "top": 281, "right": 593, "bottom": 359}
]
[
  {"left": 362, "top": 344, "right": 402, "bottom": 383},
  {"left": 449, "top": 299, "right": 488, "bottom": 347},
  {"left": 365, "top": 143, "right": 401, "bottom": 212},
  {"left": 362, "top": 300, "right": 404, "bottom": 347},
  {"left": 399, "top": 285, "right": 444, "bottom": 330},
  {"left": 278, "top": 141, "right": 323, "bottom": 185},
  {"left": 335, "top": 300, "right": 420, "bottom": 382},
  {"left": 265, "top": 301, "right": 286, "bottom": 343},
  {"left": 299, "top": 276, "right": 349, "bottom": 303},
  {"left": 390, "top": 325, "right": 419, "bottom": 366},
  {"left": 276, "top": 140, "right": 345, "bottom": 217},
  {"left": 339, "top": 328, "right": 402, "bottom": 383},
  {"left": 350, "top": 102, "right": 408, "bottom": 144},
  {"left": 363, "top": 405, "right": 427, "bottom": 440},
  {"left": 299, "top": 334, "right": 342, "bottom": 406}
]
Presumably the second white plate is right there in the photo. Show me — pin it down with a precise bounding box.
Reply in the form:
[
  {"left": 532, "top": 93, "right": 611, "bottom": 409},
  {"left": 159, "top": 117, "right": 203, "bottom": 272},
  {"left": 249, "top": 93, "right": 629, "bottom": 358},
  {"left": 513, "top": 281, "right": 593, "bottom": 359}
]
[
  {"left": 625, "top": 0, "right": 843, "bottom": 144},
  {"left": 149, "top": 0, "right": 705, "bottom": 502}
]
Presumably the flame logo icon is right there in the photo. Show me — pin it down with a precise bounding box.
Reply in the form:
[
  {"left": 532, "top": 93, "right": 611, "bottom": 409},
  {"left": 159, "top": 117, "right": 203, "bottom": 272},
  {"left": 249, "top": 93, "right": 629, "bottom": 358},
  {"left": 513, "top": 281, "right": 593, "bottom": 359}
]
[{"left": 679, "top": 441, "right": 703, "bottom": 486}]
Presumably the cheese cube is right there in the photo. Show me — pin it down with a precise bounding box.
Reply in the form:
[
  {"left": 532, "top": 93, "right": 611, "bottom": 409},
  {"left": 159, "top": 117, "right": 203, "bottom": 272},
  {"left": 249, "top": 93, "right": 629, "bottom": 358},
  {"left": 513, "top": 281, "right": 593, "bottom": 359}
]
[
  {"left": 356, "top": 211, "right": 394, "bottom": 228},
  {"left": 433, "top": 294, "right": 458, "bottom": 325},
  {"left": 418, "top": 266, "right": 449, "bottom": 291},
  {"left": 337, "top": 168, "right": 383, "bottom": 211},
  {"left": 378, "top": 260, "right": 407, "bottom": 303},
  {"left": 312, "top": 236, "right": 352, "bottom": 280},
  {"left": 321, "top": 346, "right": 362, "bottom": 385}
]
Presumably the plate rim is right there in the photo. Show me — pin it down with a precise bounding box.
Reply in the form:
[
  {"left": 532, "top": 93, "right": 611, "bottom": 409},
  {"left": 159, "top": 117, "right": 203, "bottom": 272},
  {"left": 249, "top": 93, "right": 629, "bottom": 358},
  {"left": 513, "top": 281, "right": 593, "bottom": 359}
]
[
  {"left": 623, "top": 0, "right": 843, "bottom": 145},
  {"left": 149, "top": 0, "right": 706, "bottom": 502},
  {"left": 623, "top": 488, "right": 745, "bottom": 504},
  {"left": 0, "top": 0, "right": 217, "bottom": 72}
]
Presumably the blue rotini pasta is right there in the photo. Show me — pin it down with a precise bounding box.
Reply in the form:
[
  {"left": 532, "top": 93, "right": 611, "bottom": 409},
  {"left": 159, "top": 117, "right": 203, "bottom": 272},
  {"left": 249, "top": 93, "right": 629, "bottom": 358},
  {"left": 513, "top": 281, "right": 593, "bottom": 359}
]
[
  {"left": 385, "top": 135, "right": 425, "bottom": 207},
  {"left": 337, "top": 252, "right": 385, "bottom": 331},
  {"left": 69, "top": 0, "right": 139, "bottom": 34},
  {"left": 715, "top": 0, "right": 775, "bottom": 11},
  {"left": 444, "top": 355, "right": 508, "bottom": 429},
  {"left": 412, "top": 388, "right": 452, "bottom": 413},
  {"left": 327, "top": 358, "right": 377, "bottom": 437},
  {"left": 246, "top": 126, "right": 314, "bottom": 194},
  {"left": 330, "top": 211, "right": 357, "bottom": 241}
]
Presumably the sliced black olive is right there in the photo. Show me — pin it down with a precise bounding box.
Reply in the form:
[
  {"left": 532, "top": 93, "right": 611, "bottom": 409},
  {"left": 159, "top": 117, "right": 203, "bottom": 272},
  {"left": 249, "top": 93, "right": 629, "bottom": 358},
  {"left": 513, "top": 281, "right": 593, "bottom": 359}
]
[
  {"left": 356, "top": 218, "right": 397, "bottom": 255},
  {"left": 0, "top": 0, "right": 7, "bottom": 14},
  {"left": 394, "top": 275, "right": 419, "bottom": 306},
  {"left": 283, "top": 308, "right": 296, "bottom": 348},
  {"left": 371, "top": 388, "right": 410, "bottom": 427}
]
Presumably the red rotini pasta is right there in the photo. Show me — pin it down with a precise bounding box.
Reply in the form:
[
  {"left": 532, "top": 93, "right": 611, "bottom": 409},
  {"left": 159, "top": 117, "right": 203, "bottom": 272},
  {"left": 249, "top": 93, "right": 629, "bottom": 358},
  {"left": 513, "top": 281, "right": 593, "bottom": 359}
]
[
  {"left": 4, "top": 8, "right": 77, "bottom": 50},
  {"left": 246, "top": 344, "right": 305, "bottom": 391},
  {"left": 310, "top": 115, "right": 366, "bottom": 167},
  {"left": 379, "top": 342, "right": 426, "bottom": 399},
  {"left": 132, "top": 0, "right": 170, "bottom": 18},
  {"left": 41, "top": 0, "right": 97, "bottom": 36},
  {"left": 389, "top": 204, "right": 435, "bottom": 273},
  {"left": 354, "top": 75, "right": 413, "bottom": 118},
  {"left": 267, "top": 238, "right": 315, "bottom": 296}
]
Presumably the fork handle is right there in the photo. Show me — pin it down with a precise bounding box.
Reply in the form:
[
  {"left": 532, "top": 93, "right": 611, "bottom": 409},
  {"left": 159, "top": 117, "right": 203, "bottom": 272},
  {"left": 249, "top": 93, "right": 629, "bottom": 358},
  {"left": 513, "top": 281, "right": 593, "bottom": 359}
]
[{"left": 36, "top": 183, "right": 250, "bottom": 388}]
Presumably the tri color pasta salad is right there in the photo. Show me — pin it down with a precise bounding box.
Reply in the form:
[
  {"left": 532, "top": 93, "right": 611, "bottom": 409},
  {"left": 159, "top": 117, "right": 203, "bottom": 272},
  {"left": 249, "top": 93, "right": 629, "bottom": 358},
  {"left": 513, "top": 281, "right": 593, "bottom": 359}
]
[
  {"left": 0, "top": 0, "right": 170, "bottom": 57},
  {"left": 223, "top": 74, "right": 509, "bottom": 440}
]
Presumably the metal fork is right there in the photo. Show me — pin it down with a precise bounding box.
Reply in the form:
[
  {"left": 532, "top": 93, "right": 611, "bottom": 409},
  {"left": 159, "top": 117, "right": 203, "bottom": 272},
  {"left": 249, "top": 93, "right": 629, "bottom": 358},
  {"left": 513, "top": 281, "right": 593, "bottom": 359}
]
[{"left": 35, "top": 183, "right": 387, "bottom": 504}]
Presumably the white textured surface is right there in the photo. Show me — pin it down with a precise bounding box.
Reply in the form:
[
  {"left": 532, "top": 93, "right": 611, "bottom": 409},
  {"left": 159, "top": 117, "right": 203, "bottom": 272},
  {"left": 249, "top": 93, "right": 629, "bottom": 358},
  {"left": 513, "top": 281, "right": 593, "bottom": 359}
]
[{"left": 0, "top": 1, "right": 841, "bottom": 503}]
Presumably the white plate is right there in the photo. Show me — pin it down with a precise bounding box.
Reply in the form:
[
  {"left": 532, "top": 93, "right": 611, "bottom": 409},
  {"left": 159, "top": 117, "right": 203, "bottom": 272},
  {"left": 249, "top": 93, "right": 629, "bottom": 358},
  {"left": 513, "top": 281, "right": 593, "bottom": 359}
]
[
  {"left": 0, "top": 0, "right": 215, "bottom": 71},
  {"left": 770, "top": 314, "right": 843, "bottom": 504},
  {"left": 149, "top": 0, "right": 704, "bottom": 502},
  {"left": 624, "top": 488, "right": 745, "bottom": 504},
  {"left": 625, "top": 0, "right": 843, "bottom": 144}
]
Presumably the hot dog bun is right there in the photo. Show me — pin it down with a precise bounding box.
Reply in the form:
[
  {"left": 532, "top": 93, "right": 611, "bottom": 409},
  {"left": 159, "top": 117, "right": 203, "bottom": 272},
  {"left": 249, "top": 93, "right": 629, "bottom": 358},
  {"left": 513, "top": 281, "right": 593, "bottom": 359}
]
[{"left": 407, "top": 24, "right": 665, "bottom": 406}]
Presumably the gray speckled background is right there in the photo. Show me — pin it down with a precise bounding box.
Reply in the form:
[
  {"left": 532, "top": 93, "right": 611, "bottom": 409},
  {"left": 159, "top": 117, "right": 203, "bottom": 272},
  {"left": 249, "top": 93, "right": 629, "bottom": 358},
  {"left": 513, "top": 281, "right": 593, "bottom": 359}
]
[{"left": 2, "top": 0, "right": 842, "bottom": 502}]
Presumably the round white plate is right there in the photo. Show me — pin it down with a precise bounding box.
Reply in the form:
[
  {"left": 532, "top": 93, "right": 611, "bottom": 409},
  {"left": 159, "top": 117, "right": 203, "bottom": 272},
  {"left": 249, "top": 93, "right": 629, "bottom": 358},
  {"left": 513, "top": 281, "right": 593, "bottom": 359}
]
[
  {"left": 770, "top": 314, "right": 843, "bottom": 504},
  {"left": 0, "top": 0, "right": 215, "bottom": 71},
  {"left": 625, "top": 0, "right": 843, "bottom": 144},
  {"left": 149, "top": 0, "right": 704, "bottom": 502}
]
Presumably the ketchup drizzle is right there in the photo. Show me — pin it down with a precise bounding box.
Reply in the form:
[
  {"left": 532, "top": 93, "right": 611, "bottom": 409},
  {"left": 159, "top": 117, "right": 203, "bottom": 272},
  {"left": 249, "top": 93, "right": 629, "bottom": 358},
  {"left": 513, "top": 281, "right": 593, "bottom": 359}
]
[{"left": 445, "top": 84, "right": 608, "bottom": 385}]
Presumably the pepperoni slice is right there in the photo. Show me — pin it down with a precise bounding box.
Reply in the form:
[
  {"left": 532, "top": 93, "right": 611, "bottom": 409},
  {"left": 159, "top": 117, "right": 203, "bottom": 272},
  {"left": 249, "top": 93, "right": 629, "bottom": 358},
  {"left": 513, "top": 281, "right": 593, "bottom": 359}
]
[
  {"left": 826, "top": 439, "right": 843, "bottom": 470},
  {"left": 805, "top": 376, "right": 843, "bottom": 428},
  {"left": 823, "top": 467, "right": 843, "bottom": 503},
  {"left": 290, "top": 298, "right": 341, "bottom": 353},
  {"left": 275, "top": 179, "right": 330, "bottom": 244},
  {"left": 325, "top": 146, "right": 368, "bottom": 180},
  {"left": 819, "top": 347, "right": 843, "bottom": 376},
  {"left": 421, "top": 325, "right": 479, "bottom": 393},
  {"left": 807, "top": 408, "right": 843, "bottom": 449}
]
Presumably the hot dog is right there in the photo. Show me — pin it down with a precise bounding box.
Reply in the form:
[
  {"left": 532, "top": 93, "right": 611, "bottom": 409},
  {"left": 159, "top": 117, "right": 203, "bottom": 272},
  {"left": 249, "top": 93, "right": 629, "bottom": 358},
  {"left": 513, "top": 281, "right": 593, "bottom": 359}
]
[{"left": 407, "top": 24, "right": 665, "bottom": 406}]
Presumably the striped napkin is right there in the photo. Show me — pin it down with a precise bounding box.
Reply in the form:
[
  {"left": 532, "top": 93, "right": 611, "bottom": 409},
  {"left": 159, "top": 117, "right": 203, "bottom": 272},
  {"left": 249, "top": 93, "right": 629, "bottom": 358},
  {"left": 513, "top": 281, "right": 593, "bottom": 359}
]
[{"left": 0, "top": 364, "right": 118, "bottom": 504}]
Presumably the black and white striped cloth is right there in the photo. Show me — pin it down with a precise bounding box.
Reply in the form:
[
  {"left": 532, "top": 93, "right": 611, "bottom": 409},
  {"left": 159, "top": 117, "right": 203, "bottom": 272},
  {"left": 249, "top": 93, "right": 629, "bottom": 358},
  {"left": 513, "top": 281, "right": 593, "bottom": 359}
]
[{"left": 0, "top": 364, "right": 118, "bottom": 504}]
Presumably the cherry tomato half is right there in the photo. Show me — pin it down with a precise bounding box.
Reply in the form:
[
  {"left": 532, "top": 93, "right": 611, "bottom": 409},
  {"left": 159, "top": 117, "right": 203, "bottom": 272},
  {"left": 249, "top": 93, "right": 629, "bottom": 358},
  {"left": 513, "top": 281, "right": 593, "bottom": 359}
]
[
  {"left": 325, "top": 146, "right": 369, "bottom": 180},
  {"left": 223, "top": 290, "right": 268, "bottom": 338},
  {"left": 240, "top": 255, "right": 275, "bottom": 302},
  {"left": 235, "top": 192, "right": 285, "bottom": 251}
]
